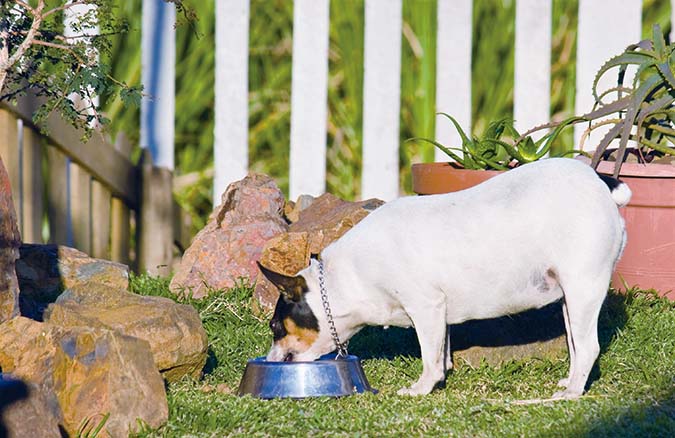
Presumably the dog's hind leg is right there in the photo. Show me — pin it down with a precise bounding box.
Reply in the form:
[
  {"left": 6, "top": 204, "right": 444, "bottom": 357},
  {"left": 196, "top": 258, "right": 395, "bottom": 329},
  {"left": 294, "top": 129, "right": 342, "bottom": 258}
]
[
  {"left": 552, "top": 275, "right": 608, "bottom": 399},
  {"left": 444, "top": 325, "right": 453, "bottom": 372},
  {"left": 397, "top": 294, "right": 448, "bottom": 396},
  {"left": 557, "top": 301, "right": 575, "bottom": 388}
]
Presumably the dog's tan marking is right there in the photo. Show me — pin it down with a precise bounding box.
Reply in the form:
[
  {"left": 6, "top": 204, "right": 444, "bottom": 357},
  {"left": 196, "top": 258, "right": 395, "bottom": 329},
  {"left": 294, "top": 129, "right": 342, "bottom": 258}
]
[{"left": 278, "top": 318, "right": 319, "bottom": 353}]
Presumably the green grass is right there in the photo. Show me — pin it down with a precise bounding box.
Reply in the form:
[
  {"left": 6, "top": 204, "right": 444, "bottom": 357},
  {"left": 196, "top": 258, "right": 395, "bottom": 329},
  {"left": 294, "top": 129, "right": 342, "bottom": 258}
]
[{"left": 129, "top": 275, "right": 675, "bottom": 437}]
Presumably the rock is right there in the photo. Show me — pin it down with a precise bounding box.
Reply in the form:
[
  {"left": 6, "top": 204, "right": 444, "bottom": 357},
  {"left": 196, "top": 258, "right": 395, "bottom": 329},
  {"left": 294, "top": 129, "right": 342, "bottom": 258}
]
[
  {"left": 44, "top": 283, "right": 208, "bottom": 382},
  {"left": 255, "top": 193, "right": 384, "bottom": 308},
  {"left": 288, "top": 193, "right": 383, "bottom": 254},
  {"left": 284, "top": 194, "right": 316, "bottom": 223},
  {"left": 0, "top": 376, "right": 63, "bottom": 438},
  {"left": 16, "top": 244, "right": 129, "bottom": 320},
  {"left": 258, "top": 232, "right": 313, "bottom": 277},
  {"left": 170, "top": 173, "right": 287, "bottom": 298},
  {"left": 0, "top": 317, "right": 168, "bottom": 437},
  {"left": 0, "top": 156, "right": 20, "bottom": 323}
]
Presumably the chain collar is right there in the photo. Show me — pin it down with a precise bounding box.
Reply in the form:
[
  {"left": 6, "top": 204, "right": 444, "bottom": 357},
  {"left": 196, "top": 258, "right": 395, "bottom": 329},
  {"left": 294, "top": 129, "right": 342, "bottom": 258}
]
[{"left": 317, "top": 259, "right": 348, "bottom": 359}]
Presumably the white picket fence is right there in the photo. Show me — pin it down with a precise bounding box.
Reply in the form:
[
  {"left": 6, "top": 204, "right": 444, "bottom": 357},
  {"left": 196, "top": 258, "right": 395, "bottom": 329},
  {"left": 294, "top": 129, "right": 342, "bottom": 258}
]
[{"left": 141, "top": 0, "right": 665, "bottom": 205}]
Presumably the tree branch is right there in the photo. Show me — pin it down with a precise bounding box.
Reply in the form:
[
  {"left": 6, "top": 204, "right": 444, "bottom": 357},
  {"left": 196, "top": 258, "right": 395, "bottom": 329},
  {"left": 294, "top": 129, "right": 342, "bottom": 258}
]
[
  {"left": 0, "top": 0, "right": 46, "bottom": 73},
  {"left": 13, "top": 1, "right": 34, "bottom": 14},
  {"left": 31, "top": 39, "right": 89, "bottom": 66},
  {"left": 42, "top": 1, "right": 91, "bottom": 20}
]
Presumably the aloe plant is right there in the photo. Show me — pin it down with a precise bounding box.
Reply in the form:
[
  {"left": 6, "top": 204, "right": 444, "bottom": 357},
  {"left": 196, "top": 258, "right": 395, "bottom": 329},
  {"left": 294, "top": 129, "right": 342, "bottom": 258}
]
[
  {"left": 412, "top": 113, "right": 582, "bottom": 170},
  {"left": 583, "top": 24, "right": 675, "bottom": 177}
]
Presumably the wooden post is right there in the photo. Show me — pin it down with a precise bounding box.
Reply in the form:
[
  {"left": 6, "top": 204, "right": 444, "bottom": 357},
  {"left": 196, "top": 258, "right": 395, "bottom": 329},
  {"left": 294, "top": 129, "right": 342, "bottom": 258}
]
[
  {"left": 21, "top": 127, "right": 44, "bottom": 243},
  {"left": 361, "top": 0, "right": 403, "bottom": 201},
  {"left": 46, "top": 146, "right": 68, "bottom": 245},
  {"left": 138, "top": 149, "right": 173, "bottom": 277},
  {"left": 288, "top": 0, "right": 330, "bottom": 199},
  {"left": 110, "top": 197, "right": 130, "bottom": 265},
  {"left": 0, "top": 110, "right": 21, "bottom": 233},
  {"left": 69, "top": 163, "right": 92, "bottom": 254},
  {"left": 91, "top": 180, "right": 111, "bottom": 259},
  {"left": 435, "top": 0, "right": 473, "bottom": 162},
  {"left": 111, "top": 134, "right": 132, "bottom": 265}
]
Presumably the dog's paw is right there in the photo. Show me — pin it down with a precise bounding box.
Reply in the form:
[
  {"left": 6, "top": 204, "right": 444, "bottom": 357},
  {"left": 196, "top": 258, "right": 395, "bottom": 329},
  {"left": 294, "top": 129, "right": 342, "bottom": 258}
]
[
  {"left": 556, "top": 377, "right": 569, "bottom": 388},
  {"left": 396, "top": 379, "right": 437, "bottom": 396},
  {"left": 397, "top": 386, "right": 425, "bottom": 396}
]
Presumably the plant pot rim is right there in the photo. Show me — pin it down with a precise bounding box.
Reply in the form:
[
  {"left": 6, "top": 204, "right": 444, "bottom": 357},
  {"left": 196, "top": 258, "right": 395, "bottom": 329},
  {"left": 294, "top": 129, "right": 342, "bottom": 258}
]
[
  {"left": 411, "top": 161, "right": 506, "bottom": 173},
  {"left": 595, "top": 160, "right": 675, "bottom": 178},
  {"left": 411, "top": 161, "right": 505, "bottom": 195}
]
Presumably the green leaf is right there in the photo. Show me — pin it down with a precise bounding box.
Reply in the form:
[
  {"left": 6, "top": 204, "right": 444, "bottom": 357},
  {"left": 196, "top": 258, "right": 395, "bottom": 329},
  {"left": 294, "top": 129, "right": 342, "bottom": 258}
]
[
  {"left": 590, "top": 122, "right": 625, "bottom": 170},
  {"left": 652, "top": 24, "right": 666, "bottom": 58},
  {"left": 592, "top": 52, "right": 657, "bottom": 102},
  {"left": 482, "top": 138, "right": 525, "bottom": 163},
  {"left": 656, "top": 62, "right": 675, "bottom": 90},
  {"left": 408, "top": 137, "right": 470, "bottom": 167},
  {"left": 437, "top": 113, "right": 472, "bottom": 147},
  {"left": 484, "top": 118, "right": 512, "bottom": 140}
]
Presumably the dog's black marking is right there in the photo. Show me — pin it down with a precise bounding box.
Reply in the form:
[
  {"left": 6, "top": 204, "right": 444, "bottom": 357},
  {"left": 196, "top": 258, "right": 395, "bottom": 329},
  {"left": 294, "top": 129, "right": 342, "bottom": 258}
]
[
  {"left": 270, "top": 289, "right": 319, "bottom": 341},
  {"left": 597, "top": 173, "right": 622, "bottom": 192}
]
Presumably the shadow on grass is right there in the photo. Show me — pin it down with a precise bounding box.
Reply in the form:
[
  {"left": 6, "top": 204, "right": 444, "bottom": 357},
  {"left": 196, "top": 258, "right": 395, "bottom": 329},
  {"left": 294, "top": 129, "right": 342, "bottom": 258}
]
[
  {"left": 348, "top": 293, "right": 628, "bottom": 381},
  {"left": 587, "top": 292, "right": 630, "bottom": 388},
  {"left": 202, "top": 347, "right": 219, "bottom": 375}
]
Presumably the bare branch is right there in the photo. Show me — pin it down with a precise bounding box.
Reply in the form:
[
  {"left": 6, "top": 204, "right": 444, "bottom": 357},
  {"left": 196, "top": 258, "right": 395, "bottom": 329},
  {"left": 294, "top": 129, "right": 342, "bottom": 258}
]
[
  {"left": 13, "top": 1, "right": 34, "bottom": 14},
  {"left": 43, "top": 1, "right": 91, "bottom": 20}
]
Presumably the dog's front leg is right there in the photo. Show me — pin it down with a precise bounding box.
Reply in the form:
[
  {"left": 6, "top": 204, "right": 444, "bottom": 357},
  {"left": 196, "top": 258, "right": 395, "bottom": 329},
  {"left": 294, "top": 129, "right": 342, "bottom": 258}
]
[{"left": 397, "top": 303, "right": 447, "bottom": 396}]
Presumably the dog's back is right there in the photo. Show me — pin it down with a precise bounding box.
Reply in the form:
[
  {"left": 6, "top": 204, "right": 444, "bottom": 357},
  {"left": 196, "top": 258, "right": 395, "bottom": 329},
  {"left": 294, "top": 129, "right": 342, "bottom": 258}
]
[{"left": 324, "top": 158, "right": 628, "bottom": 325}]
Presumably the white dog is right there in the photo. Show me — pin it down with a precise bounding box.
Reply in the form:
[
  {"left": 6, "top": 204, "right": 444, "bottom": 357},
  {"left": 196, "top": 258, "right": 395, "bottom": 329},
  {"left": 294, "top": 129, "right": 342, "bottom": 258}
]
[{"left": 259, "top": 158, "right": 631, "bottom": 398}]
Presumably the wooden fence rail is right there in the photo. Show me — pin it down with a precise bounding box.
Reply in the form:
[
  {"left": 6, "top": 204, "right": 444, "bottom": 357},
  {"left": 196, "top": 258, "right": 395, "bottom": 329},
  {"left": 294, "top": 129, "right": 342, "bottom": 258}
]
[{"left": 0, "top": 95, "right": 182, "bottom": 276}]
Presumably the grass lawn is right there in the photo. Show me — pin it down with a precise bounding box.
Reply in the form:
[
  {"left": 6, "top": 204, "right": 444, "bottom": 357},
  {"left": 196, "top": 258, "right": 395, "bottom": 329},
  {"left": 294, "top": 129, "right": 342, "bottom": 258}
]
[{"left": 130, "top": 275, "right": 675, "bottom": 437}]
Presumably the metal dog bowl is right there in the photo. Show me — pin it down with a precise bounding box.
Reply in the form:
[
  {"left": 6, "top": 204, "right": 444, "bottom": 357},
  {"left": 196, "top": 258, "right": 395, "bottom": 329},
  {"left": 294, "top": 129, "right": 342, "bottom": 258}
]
[{"left": 237, "top": 353, "right": 377, "bottom": 399}]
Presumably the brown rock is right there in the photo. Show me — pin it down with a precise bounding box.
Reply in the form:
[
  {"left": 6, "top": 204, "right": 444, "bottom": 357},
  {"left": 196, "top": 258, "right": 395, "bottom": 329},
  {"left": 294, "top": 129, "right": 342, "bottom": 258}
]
[
  {"left": 170, "top": 173, "right": 287, "bottom": 298},
  {"left": 16, "top": 244, "right": 130, "bottom": 320},
  {"left": 255, "top": 193, "right": 383, "bottom": 309},
  {"left": 0, "top": 377, "right": 63, "bottom": 438},
  {"left": 0, "top": 156, "right": 20, "bottom": 323},
  {"left": 44, "top": 283, "right": 208, "bottom": 382},
  {"left": 284, "top": 194, "right": 316, "bottom": 223},
  {"left": 289, "top": 193, "right": 383, "bottom": 253},
  {"left": 0, "top": 317, "right": 168, "bottom": 437},
  {"left": 259, "top": 232, "right": 312, "bottom": 276}
]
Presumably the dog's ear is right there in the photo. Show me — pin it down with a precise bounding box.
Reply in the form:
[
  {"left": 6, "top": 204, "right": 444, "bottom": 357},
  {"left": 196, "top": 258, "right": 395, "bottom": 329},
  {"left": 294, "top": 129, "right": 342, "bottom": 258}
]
[{"left": 257, "top": 262, "right": 308, "bottom": 302}]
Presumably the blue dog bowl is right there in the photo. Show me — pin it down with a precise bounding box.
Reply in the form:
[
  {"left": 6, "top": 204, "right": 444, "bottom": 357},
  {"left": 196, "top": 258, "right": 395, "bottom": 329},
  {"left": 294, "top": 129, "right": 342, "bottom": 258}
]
[{"left": 237, "top": 353, "right": 377, "bottom": 399}]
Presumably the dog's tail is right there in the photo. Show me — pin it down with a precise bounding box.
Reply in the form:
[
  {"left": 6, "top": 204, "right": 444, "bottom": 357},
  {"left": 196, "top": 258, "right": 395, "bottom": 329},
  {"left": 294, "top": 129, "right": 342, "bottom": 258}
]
[{"left": 597, "top": 174, "right": 632, "bottom": 207}]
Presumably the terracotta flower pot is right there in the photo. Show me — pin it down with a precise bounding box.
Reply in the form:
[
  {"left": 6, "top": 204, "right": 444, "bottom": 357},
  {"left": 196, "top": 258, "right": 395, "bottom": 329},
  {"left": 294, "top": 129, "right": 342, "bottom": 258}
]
[
  {"left": 412, "top": 160, "right": 675, "bottom": 299},
  {"left": 411, "top": 162, "right": 503, "bottom": 194},
  {"left": 596, "top": 161, "right": 675, "bottom": 299}
]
